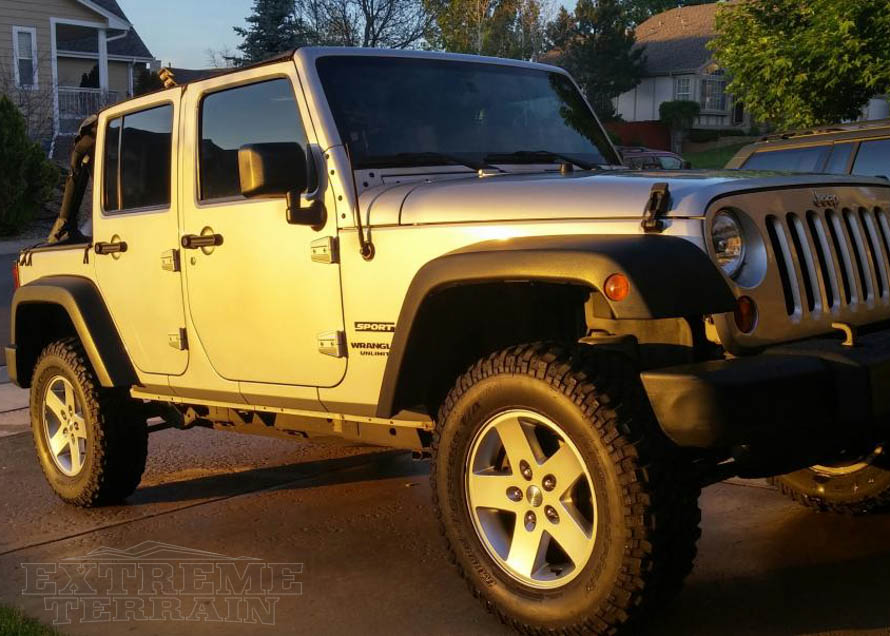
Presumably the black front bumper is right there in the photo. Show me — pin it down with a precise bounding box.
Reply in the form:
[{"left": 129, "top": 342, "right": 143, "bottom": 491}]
[{"left": 641, "top": 328, "right": 890, "bottom": 450}]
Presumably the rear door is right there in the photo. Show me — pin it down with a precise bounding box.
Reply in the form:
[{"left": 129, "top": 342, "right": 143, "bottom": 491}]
[{"left": 93, "top": 93, "right": 189, "bottom": 376}]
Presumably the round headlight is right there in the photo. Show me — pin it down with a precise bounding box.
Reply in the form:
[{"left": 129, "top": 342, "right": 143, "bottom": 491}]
[{"left": 711, "top": 210, "right": 746, "bottom": 278}]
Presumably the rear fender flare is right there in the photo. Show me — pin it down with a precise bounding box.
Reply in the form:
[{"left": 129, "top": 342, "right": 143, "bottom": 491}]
[{"left": 10, "top": 276, "right": 137, "bottom": 388}]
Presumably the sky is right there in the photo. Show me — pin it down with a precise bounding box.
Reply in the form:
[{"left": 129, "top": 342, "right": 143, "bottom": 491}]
[{"left": 117, "top": 0, "right": 576, "bottom": 69}]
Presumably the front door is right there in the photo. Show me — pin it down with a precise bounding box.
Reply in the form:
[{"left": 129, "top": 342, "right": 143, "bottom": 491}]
[
  {"left": 180, "top": 67, "right": 346, "bottom": 387},
  {"left": 93, "top": 96, "right": 188, "bottom": 376}
]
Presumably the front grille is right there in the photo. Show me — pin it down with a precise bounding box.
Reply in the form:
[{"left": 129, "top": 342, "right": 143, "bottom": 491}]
[{"left": 765, "top": 207, "right": 890, "bottom": 320}]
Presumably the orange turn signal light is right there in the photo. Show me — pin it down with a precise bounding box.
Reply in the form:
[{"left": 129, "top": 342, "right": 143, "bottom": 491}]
[
  {"left": 734, "top": 296, "right": 757, "bottom": 333},
  {"left": 604, "top": 273, "right": 630, "bottom": 302}
]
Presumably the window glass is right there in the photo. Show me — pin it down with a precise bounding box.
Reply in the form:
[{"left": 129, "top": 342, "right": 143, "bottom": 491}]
[
  {"left": 103, "top": 104, "right": 173, "bottom": 213},
  {"left": 317, "top": 56, "right": 619, "bottom": 170},
  {"left": 199, "top": 79, "right": 311, "bottom": 201},
  {"left": 700, "top": 78, "right": 726, "bottom": 111},
  {"left": 15, "top": 30, "right": 35, "bottom": 87},
  {"left": 825, "top": 143, "right": 854, "bottom": 174},
  {"left": 675, "top": 77, "right": 690, "bottom": 101},
  {"left": 743, "top": 145, "right": 830, "bottom": 172},
  {"left": 852, "top": 138, "right": 890, "bottom": 177},
  {"left": 103, "top": 118, "right": 121, "bottom": 211},
  {"left": 658, "top": 156, "right": 683, "bottom": 169}
]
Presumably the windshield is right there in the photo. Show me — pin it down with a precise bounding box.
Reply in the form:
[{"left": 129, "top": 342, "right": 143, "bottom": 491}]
[{"left": 316, "top": 55, "right": 620, "bottom": 170}]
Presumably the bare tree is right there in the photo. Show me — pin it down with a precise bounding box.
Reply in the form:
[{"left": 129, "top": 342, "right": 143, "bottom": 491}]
[
  {"left": 295, "top": 0, "right": 432, "bottom": 48},
  {"left": 205, "top": 46, "right": 239, "bottom": 69},
  {"left": 0, "top": 54, "right": 56, "bottom": 145}
]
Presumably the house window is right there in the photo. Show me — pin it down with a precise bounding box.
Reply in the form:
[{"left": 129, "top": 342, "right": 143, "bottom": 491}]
[
  {"left": 675, "top": 77, "right": 691, "bottom": 101},
  {"left": 12, "top": 27, "right": 38, "bottom": 88},
  {"left": 700, "top": 78, "right": 727, "bottom": 111}
]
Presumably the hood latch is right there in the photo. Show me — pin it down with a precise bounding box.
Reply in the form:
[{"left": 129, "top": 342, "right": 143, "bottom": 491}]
[{"left": 641, "top": 182, "right": 670, "bottom": 233}]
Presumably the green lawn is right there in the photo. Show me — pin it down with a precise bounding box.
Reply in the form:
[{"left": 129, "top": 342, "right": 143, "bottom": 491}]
[
  {"left": 0, "top": 605, "right": 58, "bottom": 636},
  {"left": 684, "top": 142, "right": 749, "bottom": 170}
]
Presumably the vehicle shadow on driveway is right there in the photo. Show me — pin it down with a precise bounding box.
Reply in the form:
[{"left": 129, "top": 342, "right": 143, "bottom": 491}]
[
  {"left": 129, "top": 449, "right": 430, "bottom": 506},
  {"left": 650, "top": 506, "right": 890, "bottom": 635}
]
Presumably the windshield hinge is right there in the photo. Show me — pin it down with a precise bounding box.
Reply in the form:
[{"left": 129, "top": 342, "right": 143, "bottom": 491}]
[{"left": 641, "top": 182, "right": 670, "bottom": 233}]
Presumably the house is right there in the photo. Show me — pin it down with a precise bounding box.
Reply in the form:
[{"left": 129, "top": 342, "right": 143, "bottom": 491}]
[
  {"left": 614, "top": 1, "right": 889, "bottom": 131},
  {"left": 612, "top": 2, "right": 749, "bottom": 131},
  {"left": 0, "top": 0, "right": 157, "bottom": 148}
]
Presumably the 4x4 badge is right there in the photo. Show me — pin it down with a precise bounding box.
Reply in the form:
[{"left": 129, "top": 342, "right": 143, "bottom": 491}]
[{"left": 813, "top": 191, "right": 839, "bottom": 208}]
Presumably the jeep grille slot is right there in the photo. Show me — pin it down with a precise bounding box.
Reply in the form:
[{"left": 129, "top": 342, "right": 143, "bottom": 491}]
[
  {"left": 786, "top": 213, "right": 818, "bottom": 313},
  {"left": 765, "top": 215, "right": 799, "bottom": 316},
  {"left": 806, "top": 211, "right": 837, "bottom": 310},
  {"left": 843, "top": 209, "right": 873, "bottom": 302}
]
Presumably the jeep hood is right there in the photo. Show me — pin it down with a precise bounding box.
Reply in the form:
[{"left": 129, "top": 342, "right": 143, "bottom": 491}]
[{"left": 360, "top": 169, "right": 890, "bottom": 226}]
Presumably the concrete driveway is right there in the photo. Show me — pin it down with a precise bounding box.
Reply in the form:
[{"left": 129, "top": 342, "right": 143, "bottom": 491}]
[{"left": 1, "top": 413, "right": 890, "bottom": 635}]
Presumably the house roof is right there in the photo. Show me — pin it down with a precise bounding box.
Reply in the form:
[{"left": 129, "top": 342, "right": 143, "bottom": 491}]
[
  {"left": 635, "top": 2, "right": 723, "bottom": 75},
  {"left": 57, "top": 0, "right": 154, "bottom": 60}
]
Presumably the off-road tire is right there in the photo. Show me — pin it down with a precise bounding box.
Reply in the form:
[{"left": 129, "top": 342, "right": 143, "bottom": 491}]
[
  {"left": 431, "top": 343, "right": 701, "bottom": 635},
  {"left": 770, "top": 448, "right": 890, "bottom": 514},
  {"left": 30, "top": 337, "right": 148, "bottom": 506}
]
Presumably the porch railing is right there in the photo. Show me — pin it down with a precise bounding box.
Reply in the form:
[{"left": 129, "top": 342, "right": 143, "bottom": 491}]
[{"left": 57, "top": 87, "right": 120, "bottom": 133}]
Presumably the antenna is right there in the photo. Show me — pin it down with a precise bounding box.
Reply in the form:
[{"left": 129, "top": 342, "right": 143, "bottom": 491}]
[{"left": 344, "top": 144, "right": 375, "bottom": 261}]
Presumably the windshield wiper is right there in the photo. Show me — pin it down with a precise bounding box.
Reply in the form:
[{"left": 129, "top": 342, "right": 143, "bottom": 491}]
[
  {"left": 363, "top": 152, "right": 496, "bottom": 172},
  {"left": 484, "top": 150, "right": 598, "bottom": 171}
]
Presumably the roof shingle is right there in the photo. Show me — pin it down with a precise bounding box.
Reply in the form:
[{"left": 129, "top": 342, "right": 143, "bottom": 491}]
[{"left": 634, "top": 2, "right": 722, "bottom": 75}]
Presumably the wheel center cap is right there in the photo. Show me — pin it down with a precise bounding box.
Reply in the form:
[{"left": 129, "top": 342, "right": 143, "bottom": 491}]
[{"left": 526, "top": 485, "right": 543, "bottom": 508}]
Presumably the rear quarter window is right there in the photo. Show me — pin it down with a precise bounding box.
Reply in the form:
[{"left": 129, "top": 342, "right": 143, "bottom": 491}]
[
  {"left": 742, "top": 145, "right": 830, "bottom": 172},
  {"left": 852, "top": 138, "right": 890, "bottom": 177}
]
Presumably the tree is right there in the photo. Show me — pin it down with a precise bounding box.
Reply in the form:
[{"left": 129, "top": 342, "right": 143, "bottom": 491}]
[
  {"left": 0, "top": 96, "right": 59, "bottom": 235},
  {"left": 231, "top": 0, "right": 309, "bottom": 65},
  {"left": 314, "top": 0, "right": 432, "bottom": 48},
  {"left": 555, "top": 0, "right": 644, "bottom": 120},
  {"left": 659, "top": 99, "right": 699, "bottom": 153},
  {"left": 426, "top": 0, "right": 548, "bottom": 60},
  {"left": 710, "top": 0, "right": 890, "bottom": 130}
]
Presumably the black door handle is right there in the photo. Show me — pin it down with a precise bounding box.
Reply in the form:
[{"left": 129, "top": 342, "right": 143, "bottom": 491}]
[
  {"left": 181, "top": 234, "right": 223, "bottom": 249},
  {"left": 94, "top": 241, "right": 127, "bottom": 255}
]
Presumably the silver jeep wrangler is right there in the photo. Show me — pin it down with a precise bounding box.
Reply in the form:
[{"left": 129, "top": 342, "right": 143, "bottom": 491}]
[{"left": 10, "top": 48, "right": 890, "bottom": 634}]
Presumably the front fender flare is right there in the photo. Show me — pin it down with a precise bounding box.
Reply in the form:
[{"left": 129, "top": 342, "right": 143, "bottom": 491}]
[
  {"left": 10, "top": 276, "right": 137, "bottom": 388},
  {"left": 376, "top": 234, "right": 736, "bottom": 418}
]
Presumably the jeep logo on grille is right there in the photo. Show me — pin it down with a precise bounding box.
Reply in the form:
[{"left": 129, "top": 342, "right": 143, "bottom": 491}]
[{"left": 813, "top": 191, "right": 839, "bottom": 208}]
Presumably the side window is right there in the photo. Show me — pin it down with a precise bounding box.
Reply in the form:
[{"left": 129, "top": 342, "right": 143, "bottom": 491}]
[
  {"left": 658, "top": 156, "right": 683, "bottom": 170},
  {"left": 852, "top": 139, "right": 890, "bottom": 177},
  {"left": 103, "top": 104, "right": 173, "bottom": 213},
  {"left": 825, "top": 142, "right": 855, "bottom": 174},
  {"left": 199, "top": 78, "right": 314, "bottom": 201},
  {"left": 743, "top": 145, "right": 830, "bottom": 173}
]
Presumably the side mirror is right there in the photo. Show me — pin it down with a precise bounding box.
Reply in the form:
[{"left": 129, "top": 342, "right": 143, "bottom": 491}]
[
  {"left": 682, "top": 160, "right": 693, "bottom": 169},
  {"left": 238, "top": 143, "right": 325, "bottom": 228}
]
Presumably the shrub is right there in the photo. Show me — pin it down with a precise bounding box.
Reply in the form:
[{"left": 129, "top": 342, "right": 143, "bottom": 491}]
[
  {"left": 687, "top": 129, "right": 720, "bottom": 143},
  {"left": 0, "top": 96, "right": 59, "bottom": 236}
]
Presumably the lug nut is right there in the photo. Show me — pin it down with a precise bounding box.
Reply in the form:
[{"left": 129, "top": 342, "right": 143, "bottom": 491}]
[
  {"left": 519, "top": 460, "right": 533, "bottom": 481},
  {"left": 524, "top": 511, "right": 537, "bottom": 531},
  {"left": 545, "top": 506, "right": 559, "bottom": 524},
  {"left": 506, "top": 486, "right": 523, "bottom": 502},
  {"left": 542, "top": 474, "right": 556, "bottom": 491}
]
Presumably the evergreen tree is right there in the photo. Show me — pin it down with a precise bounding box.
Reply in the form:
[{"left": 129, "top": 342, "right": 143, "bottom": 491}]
[{"left": 232, "top": 0, "right": 309, "bottom": 65}]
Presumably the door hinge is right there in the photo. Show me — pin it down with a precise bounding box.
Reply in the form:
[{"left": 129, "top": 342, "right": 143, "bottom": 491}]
[
  {"left": 168, "top": 328, "right": 188, "bottom": 350},
  {"left": 310, "top": 236, "right": 339, "bottom": 264},
  {"left": 161, "top": 248, "right": 181, "bottom": 272},
  {"left": 318, "top": 330, "right": 346, "bottom": 358}
]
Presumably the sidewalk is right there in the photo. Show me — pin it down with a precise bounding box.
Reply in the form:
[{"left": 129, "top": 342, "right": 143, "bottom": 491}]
[{"left": 0, "top": 367, "right": 30, "bottom": 437}]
